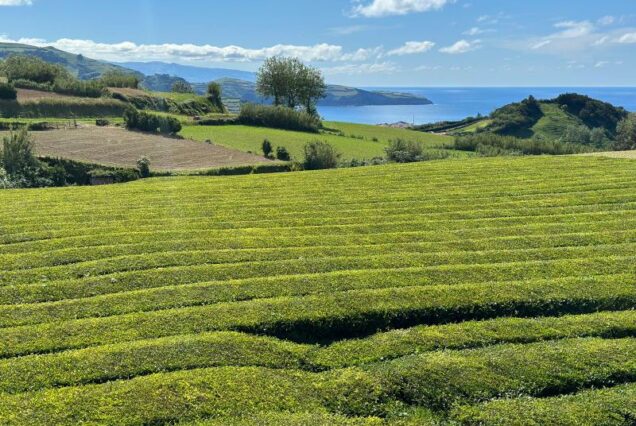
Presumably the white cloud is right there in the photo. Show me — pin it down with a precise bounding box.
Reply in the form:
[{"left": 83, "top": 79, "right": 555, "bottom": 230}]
[
  {"left": 617, "top": 32, "right": 636, "bottom": 43},
  {"left": 351, "top": 0, "right": 453, "bottom": 18},
  {"left": 531, "top": 40, "right": 552, "bottom": 50},
  {"left": 0, "top": 36, "right": 384, "bottom": 63},
  {"left": 439, "top": 39, "right": 479, "bottom": 54},
  {"left": 387, "top": 40, "right": 435, "bottom": 56},
  {"left": 0, "top": 0, "right": 31, "bottom": 5},
  {"left": 598, "top": 16, "right": 615, "bottom": 26},
  {"left": 595, "top": 60, "right": 610, "bottom": 68},
  {"left": 321, "top": 62, "right": 399, "bottom": 75},
  {"left": 463, "top": 27, "right": 491, "bottom": 36},
  {"left": 415, "top": 64, "right": 442, "bottom": 71}
]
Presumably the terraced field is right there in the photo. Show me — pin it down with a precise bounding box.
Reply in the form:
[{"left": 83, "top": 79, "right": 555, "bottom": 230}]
[{"left": 0, "top": 156, "right": 635, "bottom": 425}]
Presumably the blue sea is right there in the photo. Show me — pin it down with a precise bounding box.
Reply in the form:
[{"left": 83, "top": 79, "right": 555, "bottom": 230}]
[{"left": 317, "top": 87, "right": 636, "bottom": 125}]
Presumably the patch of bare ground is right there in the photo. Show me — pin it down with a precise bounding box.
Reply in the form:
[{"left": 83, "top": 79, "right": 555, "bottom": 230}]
[
  {"left": 580, "top": 151, "right": 636, "bottom": 159},
  {"left": 3, "top": 126, "right": 271, "bottom": 171}
]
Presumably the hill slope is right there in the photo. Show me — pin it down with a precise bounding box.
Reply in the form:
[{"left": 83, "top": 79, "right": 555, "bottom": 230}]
[
  {"left": 0, "top": 42, "right": 139, "bottom": 80},
  {"left": 120, "top": 61, "right": 257, "bottom": 83},
  {"left": 0, "top": 156, "right": 635, "bottom": 424}
]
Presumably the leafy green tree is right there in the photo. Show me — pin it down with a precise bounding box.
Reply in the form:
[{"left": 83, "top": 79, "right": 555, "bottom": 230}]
[
  {"left": 171, "top": 80, "right": 194, "bottom": 94},
  {"left": 206, "top": 82, "right": 225, "bottom": 112},
  {"left": 615, "top": 114, "right": 636, "bottom": 150},
  {"left": 303, "top": 141, "right": 340, "bottom": 170},
  {"left": 137, "top": 156, "right": 151, "bottom": 178},
  {"left": 256, "top": 57, "right": 326, "bottom": 113},
  {"left": 1, "top": 128, "right": 40, "bottom": 179}
]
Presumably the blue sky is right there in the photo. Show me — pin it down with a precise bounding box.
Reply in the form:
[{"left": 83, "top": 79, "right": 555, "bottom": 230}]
[{"left": 0, "top": 0, "right": 635, "bottom": 86}]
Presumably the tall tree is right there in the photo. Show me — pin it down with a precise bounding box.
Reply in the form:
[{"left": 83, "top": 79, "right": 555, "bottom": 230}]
[{"left": 256, "top": 57, "right": 326, "bottom": 114}]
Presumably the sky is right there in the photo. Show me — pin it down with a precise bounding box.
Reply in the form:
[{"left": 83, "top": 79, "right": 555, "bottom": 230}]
[{"left": 0, "top": 0, "right": 635, "bottom": 87}]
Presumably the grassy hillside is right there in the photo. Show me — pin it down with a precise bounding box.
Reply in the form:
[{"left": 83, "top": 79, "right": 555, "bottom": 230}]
[
  {"left": 0, "top": 42, "right": 138, "bottom": 80},
  {"left": 181, "top": 121, "right": 454, "bottom": 161},
  {"left": 531, "top": 103, "right": 584, "bottom": 140},
  {"left": 0, "top": 156, "right": 635, "bottom": 424}
]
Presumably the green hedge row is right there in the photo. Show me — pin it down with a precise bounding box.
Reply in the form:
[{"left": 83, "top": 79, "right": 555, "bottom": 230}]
[
  {"left": 1, "top": 273, "right": 634, "bottom": 358},
  {"left": 0, "top": 338, "right": 633, "bottom": 424},
  {"left": 0, "top": 98, "right": 128, "bottom": 118},
  {"left": 0, "top": 311, "right": 632, "bottom": 395},
  {"left": 311, "top": 309, "right": 636, "bottom": 368},
  {"left": 3, "top": 225, "right": 635, "bottom": 273},
  {"left": 3, "top": 235, "right": 634, "bottom": 286},
  {"left": 452, "top": 382, "right": 636, "bottom": 425}
]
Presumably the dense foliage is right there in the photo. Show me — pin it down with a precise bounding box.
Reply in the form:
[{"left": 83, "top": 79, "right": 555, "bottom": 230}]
[
  {"left": 552, "top": 93, "right": 628, "bottom": 134},
  {"left": 0, "top": 54, "right": 70, "bottom": 84},
  {"left": 0, "top": 82, "right": 17, "bottom": 100},
  {"left": 303, "top": 140, "right": 340, "bottom": 170},
  {"left": 256, "top": 57, "right": 326, "bottom": 114},
  {"left": 206, "top": 82, "right": 225, "bottom": 112},
  {"left": 454, "top": 133, "right": 590, "bottom": 156},
  {"left": 385, "top": 139, "right": 424, "bottom": 163},
  {"left": 489, "top": 95, "right": 543, "bottom": 136},
  {"left": 171, "top": 80, "right": 194, "bottom": 94},
  {"left": 100, "top": 70, "right": 140, "bottom": 89},
  {"left": 123, "top": 109, "right": 182, "bottom": 135},
  {"left": 238, "top": 103, "right": 321, "bottom": 133},
  {"left": 0, "top": 98, "right": 128, "bottom": 118},
  {"left": 615, "top": 114, "right": 636, "bottom": 150}
]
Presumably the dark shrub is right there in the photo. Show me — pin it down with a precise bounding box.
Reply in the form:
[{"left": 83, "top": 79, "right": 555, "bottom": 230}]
[
  {"left": 0, "top": 83, "right": 17, "bottom": 100},
  {"left": 262, "top": 139, "right": 273, "bottom": 158},
  {"left": 239, "top": 104, "right": 321, "bottom": 133},
  {"left": 124, "top": 109, "right": 182, "bottom": 135},
  {"left": 137, "top": 156, "right": 151, "bottom": 178},
  {"left": 303, "top": 141, "right": 340, "bottom": 170},
  {"left": 276, "top": 146, "right": 291, "bottom": 161},
  {"left": 1, "top": 55, "right": 70, "bottom": 84},
  {"left": 385, "top": 139, "right": 424, "bottom": 163},
  {"left": 100, "top": 70, "right": 140, "bottom": 89},
  {"left": 96, "top": 119, "right": 110, "bottom": 127}
]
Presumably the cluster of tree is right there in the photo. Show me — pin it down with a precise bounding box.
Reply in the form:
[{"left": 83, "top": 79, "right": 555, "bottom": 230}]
[
  {"left": 100, "top": 70, "right": 140, "bottom": 89},
  {"left": 615, "top": 114, "right": 636, "bottom": 150},
  {"left": 123, "top": 109, "right": 182, "bottom": 135},
  {"left": 552, "top": 93, "right": 628, "bottom": 135},
  {"left": 261, "top": 139, "right": 291, "bottom": 161},
  {"left": 454, "top": 133, "right": 590, "bottom": 157},
  {"left": 0, "top": 55, "right": 69, "bottom": 84},
  {"left": 256, "top": 57, "right": 326, "bottom": 115},
  {"left": 206, "top": 82, "right": 224, "bottom": 112},
  {"left": 489, "top": 96, "right": 543, "bottom": 136},
  {"left": 171, "top": 80, "right": 194, "bottom": 94},
  {"left": 560, "top": 125, "right": 609, "bottom": 148},
  {"left": 0, "top": 82, "right": 17, "bottom": 100}
]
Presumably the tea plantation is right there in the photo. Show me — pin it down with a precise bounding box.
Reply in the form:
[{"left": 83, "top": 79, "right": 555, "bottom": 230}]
[{"left": 0, "top": 155, "right": 635, "bottom": 425}]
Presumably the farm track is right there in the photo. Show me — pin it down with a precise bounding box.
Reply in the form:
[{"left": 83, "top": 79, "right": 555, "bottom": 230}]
[{"left": 0, "top": 155, "right": 635, "bottom": 425}]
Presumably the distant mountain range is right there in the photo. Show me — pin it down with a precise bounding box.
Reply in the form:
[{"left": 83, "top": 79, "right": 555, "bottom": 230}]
[
  {"left": 0, "top": 42, "right": 138, "bottom": 80},
  {"left": 0, "top": 42, "right": 433, "bottom": 107},
  {"left": 120, "top": 61, "right": 257, "bottom": 83}
]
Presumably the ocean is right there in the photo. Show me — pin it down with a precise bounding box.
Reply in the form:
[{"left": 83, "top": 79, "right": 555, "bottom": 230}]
[{"left": 317, "top": 87, "right": 636, "bottom": 125}]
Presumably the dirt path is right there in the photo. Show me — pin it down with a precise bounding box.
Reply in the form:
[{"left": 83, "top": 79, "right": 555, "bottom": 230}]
[{"left": 2, "top": 127, "right": 271, "bottom": 171}]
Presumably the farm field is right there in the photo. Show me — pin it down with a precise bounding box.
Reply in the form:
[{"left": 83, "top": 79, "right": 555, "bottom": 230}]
[
  {"left": 0, "top": 126, "right": 270, "bottom": 171},
  {"left": 0, "top": 155, "right": 635, "bottom": 424},
  {"left": 181, "top": 121, "right": 455, "bottom": 161}
]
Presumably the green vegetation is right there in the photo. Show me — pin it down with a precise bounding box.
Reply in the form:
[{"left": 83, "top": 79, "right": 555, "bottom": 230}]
[
  {"left": 124, "top": 109, "right": 182, "bottom": 135},
  {"left": 0, "top": 97, "right": 128, "bottom": 118},
  {"left": 454, "top": 133, "right": 591, "bottom": 156},
  {"left": 171, "top": 80, "right": 195, "bottom": 94},
  {"left": 238, "top": 103, "right": 321, "bottom": 133},
  {"left": 0, "top": 156, "right": 635, "bottom": 423},
  {"left": 100, "top": 70, "right": 140, "bottom": 89},
  {"left": 615, "top": 113, "right": 636, "bottom": 150},
  {"left": 181, "top": 121, "right": 453, "bottom": 162},
  {"left": 0, "top": 82, "right": 16, "bottom": 100},
  {"left": 303, "top": 140, "right": 341, "bottom": 170},
  {"left": 385, "top": 139, "right": 424, "bottom": 163}
]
